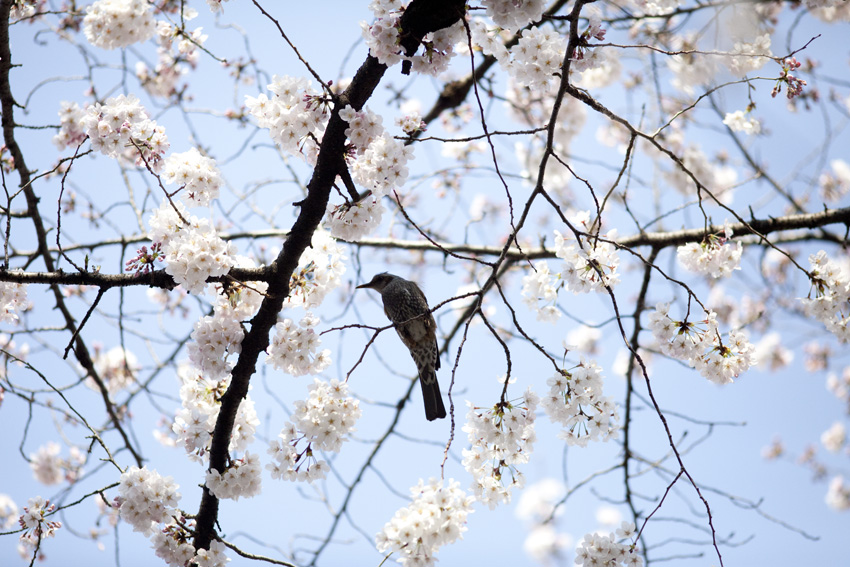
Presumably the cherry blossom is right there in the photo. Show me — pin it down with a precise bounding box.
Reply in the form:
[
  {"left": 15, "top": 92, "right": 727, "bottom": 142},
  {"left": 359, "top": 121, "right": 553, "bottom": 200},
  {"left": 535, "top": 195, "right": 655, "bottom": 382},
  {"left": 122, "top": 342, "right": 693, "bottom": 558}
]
[
  {"left": 267, "top": 379, "right": 361, "bottom": 483},
  {"left": 542, "top": 359, "right": 620, "bottom": 447},
  {"left": 266, "top": 313, "right": 331, "bottom": 376},
  {"left": 83, "top": 0, "right": 156, "bottom": 50},
  {"left": 462, "top": 386, "right": 538, "bottom": 508},
  {"left": 163, "top": 148, "right": 223, "bottom": 208},
  {"left": 81, "top": 94, "right": 169, "bottom": 172},
  {"left": 0, "top": 280, "right": 27, "bottom": 324},
  {"left": 18, "top": 497, "right": 61, "bottom": 553},
  {"left": 115, "top": 466, "right": 180, "bottom": 536},
  {"left": 375, "top": 478, "right": 474, "bottom": 566},
  {"left": 648, "top": 303, "right": 756, "bottom": 384}
]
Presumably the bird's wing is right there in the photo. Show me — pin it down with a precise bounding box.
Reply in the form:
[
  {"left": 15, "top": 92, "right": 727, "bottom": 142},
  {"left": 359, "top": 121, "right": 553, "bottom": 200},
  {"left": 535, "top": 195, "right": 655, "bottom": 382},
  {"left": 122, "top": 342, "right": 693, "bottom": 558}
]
[{"left": 409, "top": 283, "right": 440, "bottom": 370}]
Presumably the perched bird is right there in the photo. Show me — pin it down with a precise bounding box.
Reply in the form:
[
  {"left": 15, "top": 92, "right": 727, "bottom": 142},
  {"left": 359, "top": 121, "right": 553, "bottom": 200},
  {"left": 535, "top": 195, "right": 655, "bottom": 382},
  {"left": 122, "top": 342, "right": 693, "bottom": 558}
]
[{"left": 356, "top": 273, "right": 446, "bottom": 421}]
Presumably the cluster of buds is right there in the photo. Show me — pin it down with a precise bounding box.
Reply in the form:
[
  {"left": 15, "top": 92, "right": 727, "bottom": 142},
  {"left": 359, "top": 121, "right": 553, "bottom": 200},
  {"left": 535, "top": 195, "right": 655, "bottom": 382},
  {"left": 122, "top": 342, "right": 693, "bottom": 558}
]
[
  {"left": 125, "top": 243, "right": 164, "bottom": 275},
  {"left": 772, "top": 57, "right": 806, "bottom": 99},
  {"left": 571, "top": 19, "right": 606, "bottom": 66},
  {"left": 302, "top": 91, "right": 333, "bottom": 115}
]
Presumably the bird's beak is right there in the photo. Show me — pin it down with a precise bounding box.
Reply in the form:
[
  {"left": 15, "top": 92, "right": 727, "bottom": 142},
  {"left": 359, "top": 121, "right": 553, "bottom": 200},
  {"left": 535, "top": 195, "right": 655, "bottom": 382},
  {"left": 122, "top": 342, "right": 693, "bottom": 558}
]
[{"left": 355, "top": 282, "right": 371, "bottom": 290}]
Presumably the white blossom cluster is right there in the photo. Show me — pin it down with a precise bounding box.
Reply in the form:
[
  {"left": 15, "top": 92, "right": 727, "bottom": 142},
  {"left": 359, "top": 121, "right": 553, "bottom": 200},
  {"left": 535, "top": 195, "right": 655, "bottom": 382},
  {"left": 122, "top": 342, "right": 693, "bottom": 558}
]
[
  {"left": 361, "top": 1, "right": 463, "bottom": 75},
  {"left": 0, "top": 332, "right": 28, "bottom": 372},
  {"left": 206, "top": 0, "right": 231, "bottom": 13},
  {"left": 542, "top": 360, "right": 620, "bottom": 447},
  {"left": 0, "top": 494, "right": 17, "bottom": 530},
  {"left": 630, "top": 0, "right": 679, "bottom": 16},
  {"left": 667, "top": 34, "right": 718, "bottom": 96},
  {"left": 410, "top": 22, "right": 465, "bottom": 77},
  {"left": 805, "top": 0, "right": 848, "bottom": 9},
  {"left": 245, "top": 75, "right": 329, "bottom": 164},
  {"left": 351, "top": 133, "right": 414, "bottom": 196},
  {"left": 515, "top": 478, "right": 564, "bottom": 524},
  {"left": 205, "top": 452, "right": 262, "bottom": 501},
  {"left": 151, "top": 523, "right": 196, "bottom": 567},
  {"left": 723, "top": 110, "right": 761, "bottom": 135},
  {"left": 514, "top": 479, "right": 571, "bottom": 563},
  {"left": 469, "top": 18, "right": 509, "bottom": 64},
  {"left": 326, "top": 194, "right": 385, "bottom": 242},
  {"left": 520, "top": 261, "right": 561, "bottom": 323},
  {"left": 676, "top": 225, "right": 743, "bottom": 279},
  {"left": 283, "top": 229, "right": 346, "bottom": 308},
  {"left": 18, "top": 497, "right": 61, "bottom": 552},
  {"left": 218, "top": 258, "right": 269, "bottom": 319},
  {"left": 83, "top": 0, "right": 156, "bottom": 50},
  {"left": 574, "top": 46, "right": 621, "bottom": 89},
  {"left": 809, "top": 0, "right": 850, "bottom": 22},
  {"left": 523, "top": 524, "right": 571, "bottom": 564},
  {"left": 163, "top": 148, "right": 223, "bottom": 208},
  {"left": 52, "top": 101, "right": 87, "bottom": 150},
  {"left": 395, "top": 112, "right": 426, "bottom": 135},
  {"left": 89, "top": 345, "right": 140, "bottom": 394},
  {"left": 375, "top": 478, "right": 474, "bottom": 567},
  {"left": 571, "top": 8, "right": 608, "bottom": 74},
  {"left": 172, "top": 372, "right": 219, "bottom": 457},
  {"left": 726, "top": 33, "right": 772, "bottom": 76},
  {"left": 115, "top": 466, "right": 181, "bottom": 536},
  {"left": 508, "top": 78, "right": 586, "bottom": 193},
  {"left": 29, "top": 442, "right": 85, "bottom": 485},
  {"left": 820, "top": 421, "right": 846, "bottom": 453},
  {"left": 81, "top": 94, "right": 169, "bottom": 172},
  {"left": 152, "top": 523, "right": 230, "bottom": 567},
  {"left": 367, "top": 0, "right": 402, "bottom": 18},
  {"left": 752, "top": 332, "right": 793, "bottom": 371},
  {"left": 266, "top": 313, "right": 331, "bottom": 376},
  {"left": 819, "top": 159, "right": 850, "bottom": 202},
  {"left": 574, "top": 524, "right": 642, "bottom": 567},
  {"left": 329, "top": 108, "right": 415, "bottom": 242},
  {"left": 801, "top": 250, "right": 850, "bottom": 343},
  {"left": 189, "top": 308, "right": 242, "bottom": 377},
  {"left": 554, "top": 225, "right": 621, "bottom": 293},
  {"left": 482, "top": 0, "right": 545, "bottom": 32},
  {"left": 267, "top": 378, "right": 361, "bottom": 483},
  {"left": 137, "top": 20, "right": 207, "bottom": 99},
  {"left": 507, "top": 26, "right": 567, "bottom": 94},
  {"left": 339, "top": 105, "right": 383, "bottom": 154},
  {"left": 30, "top": 442, "right": 65, "bottom": 485},
  {"left": 10, "top": 0, "right": 37, "bottom": 21},
  {"left": 566, "top": 325, "right": 602, "bottom": 354},
  {"left": 827, "top": 367, "right": 850, "bottom": 407},
  {"left": 172, "top": 367, "right": 259, "bottom": 460},
  {"left": 148, "top": 199, "right": 235, "bottom": 294},
  {"left": 648, "top": 303, "right": 755, "bottom": 384},
  {"left": 193, "top": 540, "right": 230, "bottom": 567},
  {"left": 171, "top": 269, "right": 263, "bottom": 461},
  {"left": 462, "top": 387, "right": 539, "bottom": 508},
  {"left": 360, "top": 1, "right": 403, "bottom": 66},
  {"left": 664, "top": 143, "right": 737, "bottom": 199},
  {"left": 826, "top": 475, "right": 850, "bottom": 511},
  {"left": 0, "top": 280, "right": 27, "bottom": 324}
]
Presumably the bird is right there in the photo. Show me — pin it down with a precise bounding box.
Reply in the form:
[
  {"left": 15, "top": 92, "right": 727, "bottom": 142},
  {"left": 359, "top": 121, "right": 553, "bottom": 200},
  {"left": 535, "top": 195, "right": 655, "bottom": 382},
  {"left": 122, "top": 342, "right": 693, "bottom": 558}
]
[{"left": 356, "top": 273, "right": 446, "bottom": 421}]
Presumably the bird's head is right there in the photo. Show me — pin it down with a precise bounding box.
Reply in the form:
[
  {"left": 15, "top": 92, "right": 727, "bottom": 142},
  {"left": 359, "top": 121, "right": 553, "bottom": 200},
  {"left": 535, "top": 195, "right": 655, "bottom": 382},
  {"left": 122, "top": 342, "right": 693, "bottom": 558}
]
[{"left": 356, "top": 272, "right": 398, "bottom": 293}]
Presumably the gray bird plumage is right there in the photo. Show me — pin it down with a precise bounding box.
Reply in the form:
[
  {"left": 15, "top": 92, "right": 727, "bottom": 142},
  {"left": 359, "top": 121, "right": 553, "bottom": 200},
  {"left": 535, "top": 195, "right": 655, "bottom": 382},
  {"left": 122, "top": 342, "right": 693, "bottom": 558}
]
[{"left": 356, "top": 273, "right": 446, "bottom": 421}]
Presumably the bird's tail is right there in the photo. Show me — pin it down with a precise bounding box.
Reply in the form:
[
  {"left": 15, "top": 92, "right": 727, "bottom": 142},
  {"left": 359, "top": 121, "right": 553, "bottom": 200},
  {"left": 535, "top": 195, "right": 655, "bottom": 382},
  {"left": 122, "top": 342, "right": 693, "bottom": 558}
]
[{"left": 419, "top": 368, "right": 447, "bottom": 421}]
